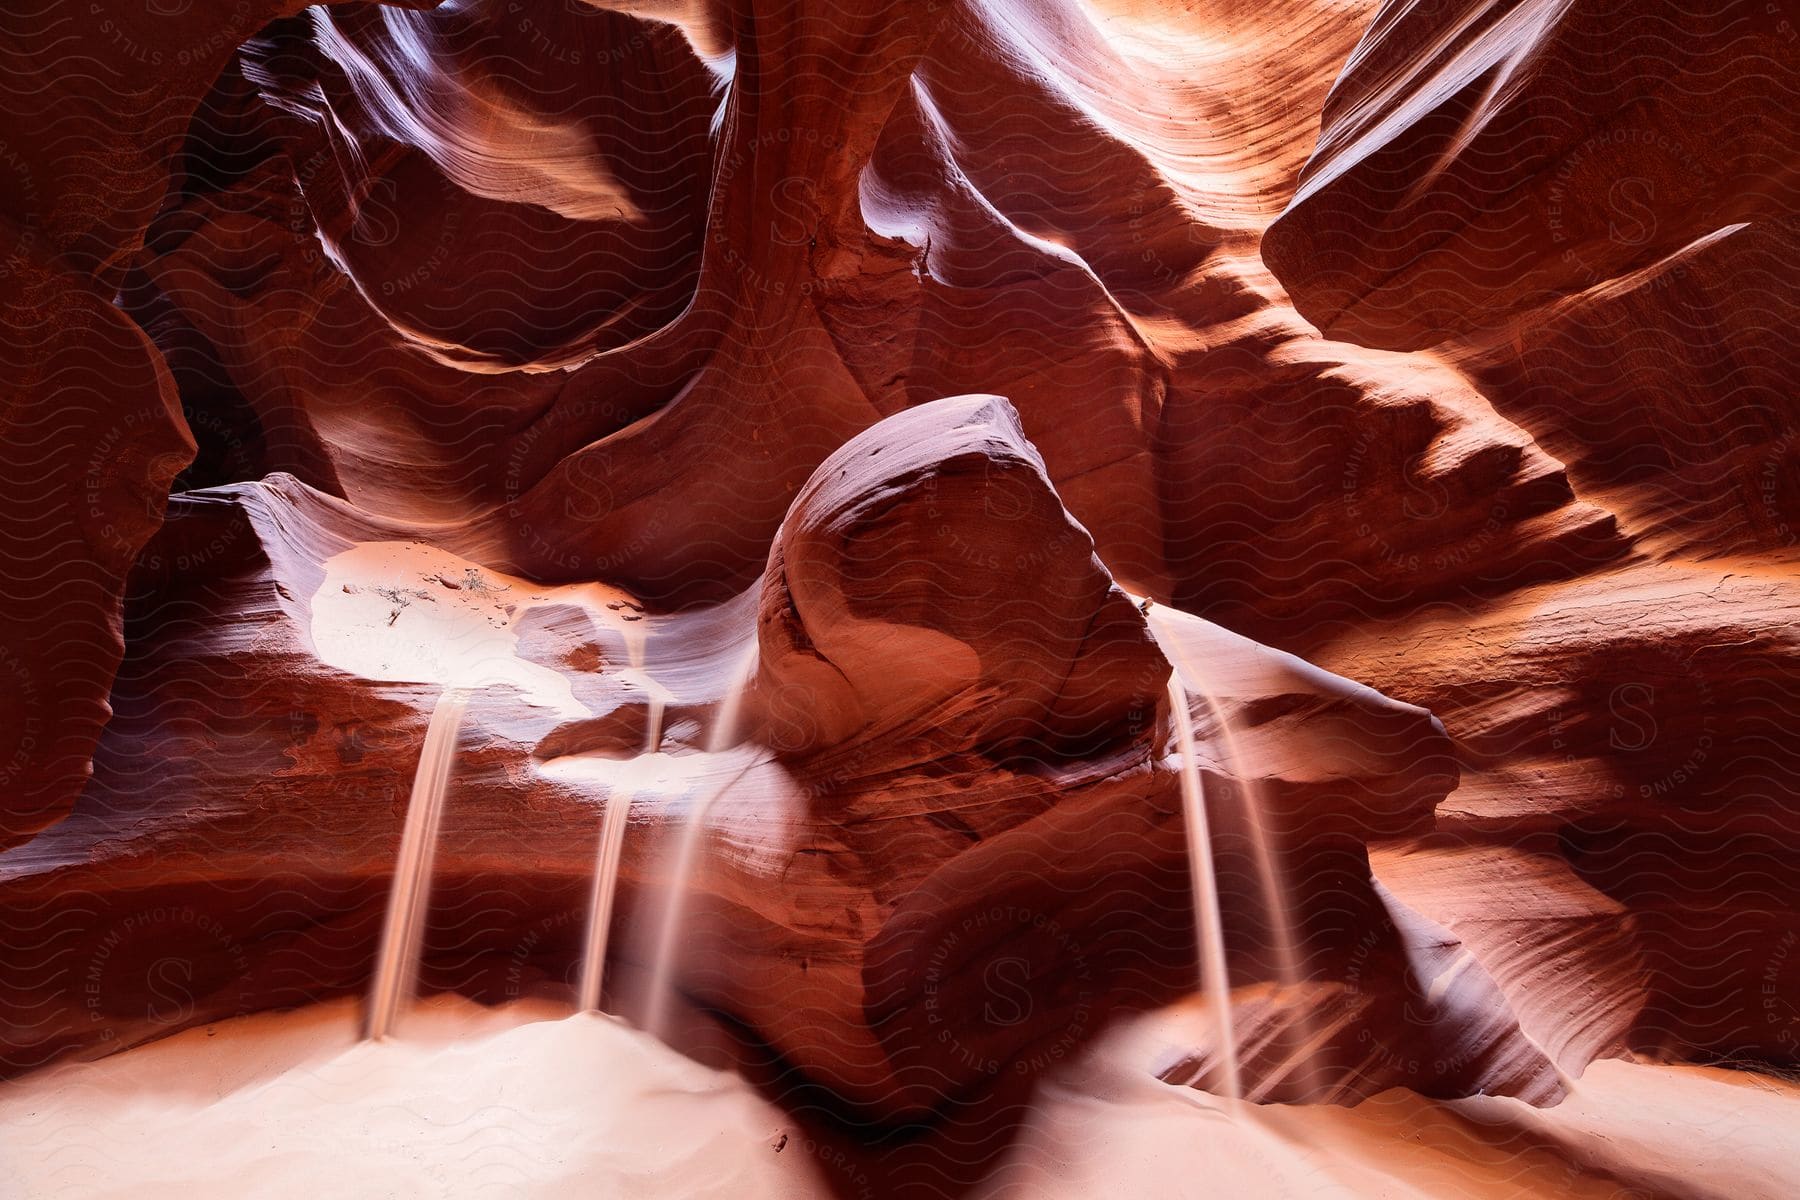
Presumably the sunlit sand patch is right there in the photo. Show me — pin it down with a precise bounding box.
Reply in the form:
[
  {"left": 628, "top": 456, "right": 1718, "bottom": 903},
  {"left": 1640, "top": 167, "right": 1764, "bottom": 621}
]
[{"left": 310, "top": 539, "right": 644, "bottom": 718}]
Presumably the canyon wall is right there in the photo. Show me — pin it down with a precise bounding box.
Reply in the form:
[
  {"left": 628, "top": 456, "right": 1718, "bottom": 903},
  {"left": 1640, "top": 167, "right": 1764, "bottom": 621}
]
[{"left": 1, "top": 0, "right": 1796, "bottom": 1120}]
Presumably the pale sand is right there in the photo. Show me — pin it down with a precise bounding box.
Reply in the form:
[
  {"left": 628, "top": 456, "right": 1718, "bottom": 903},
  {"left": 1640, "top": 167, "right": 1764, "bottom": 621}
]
[
  {"left": 4, "top": 996, "right": 1798, "bottom": 1199},
  {"left": 981, "top": 1008, "right": 1800, "bottom": 1200},
  {"left": 0, "top": 997, "right": 827, "bottom": 1199}
]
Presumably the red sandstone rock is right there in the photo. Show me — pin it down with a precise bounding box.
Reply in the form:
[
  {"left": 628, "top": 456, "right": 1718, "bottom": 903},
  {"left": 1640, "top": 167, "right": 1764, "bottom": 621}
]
[
  {"left": 0, "top": 0, "right": 429, "bottom": 848},
  {"left": 1314, "top": 560, "right": 1800, "bottom": 1070},
  {"left": 0, "top": 402, "right": 1497, "bottom": 1119},
  {"left": 0, "top": 0, "right": 1794, "bottom": 1150},
  {"left": 751, "top": 395, "right": 1166, "bottom": 760},
  {"left": 1251, "top": 0, "right": 1800, "bottom": 1094},
  {"left": 1263, "top": 0, "right": 1800, "bottom": 352}
]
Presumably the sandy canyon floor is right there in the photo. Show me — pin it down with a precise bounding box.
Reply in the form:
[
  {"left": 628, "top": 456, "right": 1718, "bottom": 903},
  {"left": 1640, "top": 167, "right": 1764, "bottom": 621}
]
[{"left": 4, "top": 998, "right": 1797, "bottom": 1200}]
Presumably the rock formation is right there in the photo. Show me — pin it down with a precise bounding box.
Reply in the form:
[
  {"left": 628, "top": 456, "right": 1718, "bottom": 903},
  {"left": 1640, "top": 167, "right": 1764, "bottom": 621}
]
[
  {"left": 1, "top": 0, "right": 1796, "bottom": 1176},
  {"left": 0, "top": 394, "right": 1558, "bottom": 1118}
]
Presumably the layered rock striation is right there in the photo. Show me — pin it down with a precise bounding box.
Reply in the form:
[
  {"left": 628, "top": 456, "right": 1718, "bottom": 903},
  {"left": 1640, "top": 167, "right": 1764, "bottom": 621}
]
[{"left": 1, "top": 0, "right": 1796, "bottom": 1133}]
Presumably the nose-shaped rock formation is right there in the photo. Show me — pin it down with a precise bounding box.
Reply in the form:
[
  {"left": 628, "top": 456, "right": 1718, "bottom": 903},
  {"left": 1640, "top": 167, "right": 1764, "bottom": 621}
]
[{"left": 754, "top": 395, "right": 1166, "bottom": 759}]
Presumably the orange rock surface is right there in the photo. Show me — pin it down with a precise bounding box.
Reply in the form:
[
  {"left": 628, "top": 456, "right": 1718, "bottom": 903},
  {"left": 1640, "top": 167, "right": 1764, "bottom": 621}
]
[{"left": 1, "top": 0, "right": 1796, "bottom": 1187}]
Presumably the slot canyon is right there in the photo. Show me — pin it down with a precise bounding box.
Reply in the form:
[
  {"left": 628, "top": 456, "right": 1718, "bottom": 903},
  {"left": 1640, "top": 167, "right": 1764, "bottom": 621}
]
[{"left": 1, "top": 0, "right": 1797, "bottom": 1195}]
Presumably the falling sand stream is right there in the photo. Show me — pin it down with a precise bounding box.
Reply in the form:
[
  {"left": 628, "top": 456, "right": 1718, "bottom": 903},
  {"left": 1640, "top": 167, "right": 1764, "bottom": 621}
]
[
  {"left": 1147, "top": 601, "right": 1316, "bottom": 1101},
  {"left": 366, "top": 685, "right": 471, "bottom": 1040},
  {"left": 1163, "top": 671, "right": 1243, "bottom": 1101},
  {"left": 577, "top": 626, "right": 664, "bottom": 1013},
  {"left": 642, "top": 642, "right": 758, "bottom": 1036}
]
